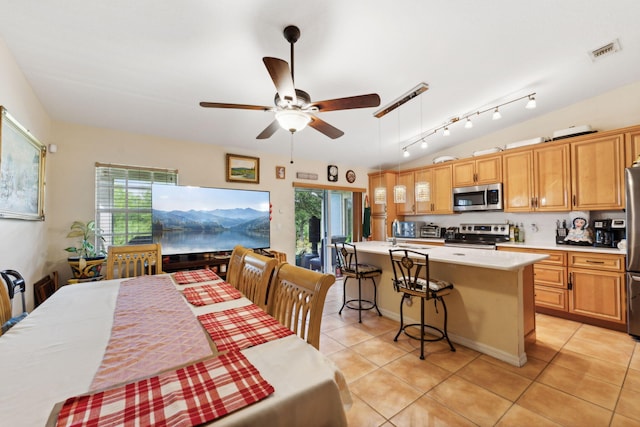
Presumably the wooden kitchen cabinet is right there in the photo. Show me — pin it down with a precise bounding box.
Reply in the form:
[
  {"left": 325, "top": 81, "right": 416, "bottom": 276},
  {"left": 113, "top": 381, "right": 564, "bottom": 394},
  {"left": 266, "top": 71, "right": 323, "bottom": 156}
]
[
  {"left": 502, "top": 143, "right": 570, "bottom": 212},
  {"left": 568, "top": 252, "right": 626, "bottom": 324},
  {"left": 393, "top": 165, "right": 453, "bottom": 215},
  {"left": 452, "top": 155, "right": 502, "bottom": 187},
  {"left": 395, "top": 171, "right": 416, "bottom": 215},
  {"left": 368, "top": 171, "right": 397, "bottom": 240},
  {"left": 625, "top": 125, "right": 640, "bottom": 166},
  {"left": 570, "top": 132, "right": 625, "bottom": 210}
]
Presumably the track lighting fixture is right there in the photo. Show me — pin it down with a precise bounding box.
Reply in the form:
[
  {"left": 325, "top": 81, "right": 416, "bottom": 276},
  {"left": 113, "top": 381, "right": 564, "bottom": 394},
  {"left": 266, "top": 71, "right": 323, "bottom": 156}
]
[
  {"left": 399, "top": 92, "right": 537, "bottom": 154},
  {"left": 526, "top": 95, "right": 536, "bottom": 109},
  {"left": 420, "top": 139, "right": 428, "bottom": 149},
  {"left": 465, "top": 117, "right": 473, "bottom": 129},
  {"left": 403, "top": 148, "right": 410, "bottom": 158}
]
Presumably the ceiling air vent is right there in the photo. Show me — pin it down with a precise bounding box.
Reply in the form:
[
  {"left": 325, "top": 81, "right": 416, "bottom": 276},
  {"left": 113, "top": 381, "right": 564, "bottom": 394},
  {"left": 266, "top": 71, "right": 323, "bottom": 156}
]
[{"left": 588, "top": 39, "right": 621, "bottom": 61}]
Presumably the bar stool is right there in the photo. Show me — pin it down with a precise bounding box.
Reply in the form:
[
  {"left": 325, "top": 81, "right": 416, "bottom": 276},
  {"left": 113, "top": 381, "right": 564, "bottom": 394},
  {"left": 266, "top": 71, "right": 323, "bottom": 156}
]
[
  {"left": 334, "top": 242, "right": 382, "bottom": 323},
  {"left": 389, "top": 249, "right": 455, "bottom": 359}
]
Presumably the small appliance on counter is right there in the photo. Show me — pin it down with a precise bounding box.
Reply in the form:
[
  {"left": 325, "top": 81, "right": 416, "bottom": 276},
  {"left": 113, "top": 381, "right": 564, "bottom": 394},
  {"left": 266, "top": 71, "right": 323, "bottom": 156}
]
[
  {"left": 420, "top": 223, "right": 443, "bottom": 238},
  {"left": 593, "top": 219, "right": 626, "bottom": 248},
  {"left": 393, "top": 221, "right": 424, "bottom": 239}
]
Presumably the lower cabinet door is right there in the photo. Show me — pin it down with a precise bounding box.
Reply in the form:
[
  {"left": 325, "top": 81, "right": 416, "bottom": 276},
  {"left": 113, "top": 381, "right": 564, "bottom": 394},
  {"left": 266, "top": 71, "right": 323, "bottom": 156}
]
[
  {"left": 568, "top": 269, "right": 626, "bottom": 323},
  {"left": 535, "top": 285, "right": 567, "bottom": 310}
]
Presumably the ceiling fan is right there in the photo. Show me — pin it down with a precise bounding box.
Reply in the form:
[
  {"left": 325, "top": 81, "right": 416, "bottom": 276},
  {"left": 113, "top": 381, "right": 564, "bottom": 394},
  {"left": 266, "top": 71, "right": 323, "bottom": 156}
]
[{"left": 200, "top": 25, "right": 381, "bottom": 139}]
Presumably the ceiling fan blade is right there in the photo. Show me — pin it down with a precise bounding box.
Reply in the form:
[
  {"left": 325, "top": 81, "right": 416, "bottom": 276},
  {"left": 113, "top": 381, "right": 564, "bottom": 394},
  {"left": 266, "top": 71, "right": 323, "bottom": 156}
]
[
  {"left": 310, "top": 93, "right": 381, "bottom": 112},
  {"left": 263, "top": 57, "right": 297, "bottom": 105},
  {"left": 308, "top": 116, "right": 344, "bottom": 139},
  {"left": 199, "top": 102, "right": 271, "bottom": 111},
  {"left": 256, "top": 120, "right": 281, "bottom": 139}
]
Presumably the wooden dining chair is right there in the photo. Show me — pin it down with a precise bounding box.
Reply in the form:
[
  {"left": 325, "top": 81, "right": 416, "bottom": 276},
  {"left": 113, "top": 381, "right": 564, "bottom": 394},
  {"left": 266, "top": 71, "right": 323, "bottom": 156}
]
[
  {"left": 266, "top": 263, "right": 335, "bottom": 350},
  {"left": 236, "top": 252, "right": 278, "bottom": 310},
  {"left": 268, "top": 249, "right": 287, "bottom": 263},
  {"left": 226, "top": 245, "right": 253, "bottom": 287},
  {"left": 106, "top": 243, "right": 162, "bottom": 280}
]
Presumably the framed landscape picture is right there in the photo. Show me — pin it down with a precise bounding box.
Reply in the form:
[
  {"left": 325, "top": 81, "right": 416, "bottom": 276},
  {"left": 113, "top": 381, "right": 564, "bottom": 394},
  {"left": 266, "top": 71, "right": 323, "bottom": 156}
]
[
  {"left": 226, "top": 153, "right": 259, "bottom": 184},
  {"left": 0, "top": 106, "right": 46, "bottom": 220}
]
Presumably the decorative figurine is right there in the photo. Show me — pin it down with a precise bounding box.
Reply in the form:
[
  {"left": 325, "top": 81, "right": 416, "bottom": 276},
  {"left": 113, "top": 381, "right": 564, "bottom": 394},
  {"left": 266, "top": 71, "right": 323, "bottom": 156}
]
[{"left": 564, "top": 216, "right": 593, "bottom": 244}]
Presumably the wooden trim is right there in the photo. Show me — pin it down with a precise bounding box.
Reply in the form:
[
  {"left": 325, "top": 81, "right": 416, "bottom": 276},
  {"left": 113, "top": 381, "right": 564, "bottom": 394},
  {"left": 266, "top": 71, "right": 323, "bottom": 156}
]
[
  {"left": 95, "top": 162, "right": 178, "bottom": 174},
  {"left": 292, "top": 182, "right": 366, "bottom": 192},
  {"left": 353, "top": 192, "right": 363, "bottom": 242}
]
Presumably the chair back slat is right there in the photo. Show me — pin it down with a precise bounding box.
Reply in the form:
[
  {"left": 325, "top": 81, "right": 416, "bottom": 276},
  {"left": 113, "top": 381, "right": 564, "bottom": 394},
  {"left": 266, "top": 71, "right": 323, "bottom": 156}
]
[
  {"left": 237, "top": 252, "right": 278, "bottom": 309},
  {"left": 267, "top": 263, "right": 335, "bottom": 350},
  {"left": 106, "top": 244, "right": 162, "bottom": 280},
  {"left": 226, "top": 245, "right": 253, "bottom": 287}
]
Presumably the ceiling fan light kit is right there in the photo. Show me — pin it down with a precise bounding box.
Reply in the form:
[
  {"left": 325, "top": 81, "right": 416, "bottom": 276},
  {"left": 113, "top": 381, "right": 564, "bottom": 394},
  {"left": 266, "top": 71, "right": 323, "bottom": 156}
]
[{"left": 200, "top": 25, "right": 380, "bottom": 139}]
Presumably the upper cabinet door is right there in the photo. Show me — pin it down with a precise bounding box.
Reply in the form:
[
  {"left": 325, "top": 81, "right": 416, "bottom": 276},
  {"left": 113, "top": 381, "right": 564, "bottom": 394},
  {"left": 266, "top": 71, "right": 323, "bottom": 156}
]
[
  {"left": 625, "top": 126, "right": 640, "bottom": 167},
  {"left": 431, "top": 164, "right": 453, "bottom": 214},
  {"left": 502, "top": 150, "right": 534, "bottom": 212},
  {"left": 571, "top": 133, "right": 625, "bottom": 210},
  {"left": 452, "top": 160, "right": 476, "bottom": 187},
  {"left": 452, "top": 155, "right": 502, "bottom": 187},
  {"left": 414, "top": 168, "right": 432, "bottom": 214},
  {"left": 395, "top": 171, "right": 415, "bottom": 215},
  {"left": 533, "top": 144, "right": 571, "bottom": 211}
]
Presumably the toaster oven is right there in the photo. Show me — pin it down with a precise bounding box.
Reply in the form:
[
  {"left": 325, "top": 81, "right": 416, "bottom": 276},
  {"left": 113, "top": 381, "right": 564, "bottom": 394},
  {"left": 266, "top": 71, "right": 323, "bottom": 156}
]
[{"left": 420, "top": 225, "right": 442, "bottom": 238}]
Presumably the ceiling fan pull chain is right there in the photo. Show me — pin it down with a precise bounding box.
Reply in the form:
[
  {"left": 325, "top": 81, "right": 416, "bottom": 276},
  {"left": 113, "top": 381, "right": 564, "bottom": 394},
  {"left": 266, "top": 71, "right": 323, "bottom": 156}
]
[{"left": 290, "top": 133, "right": 294, "bottom": 164}]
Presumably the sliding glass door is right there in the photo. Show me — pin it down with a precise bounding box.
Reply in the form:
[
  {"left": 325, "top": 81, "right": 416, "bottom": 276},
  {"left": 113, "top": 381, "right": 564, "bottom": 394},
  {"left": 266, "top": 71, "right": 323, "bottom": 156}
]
[{"left": 294, "top": 187, "right": 354, "bottom": 273}]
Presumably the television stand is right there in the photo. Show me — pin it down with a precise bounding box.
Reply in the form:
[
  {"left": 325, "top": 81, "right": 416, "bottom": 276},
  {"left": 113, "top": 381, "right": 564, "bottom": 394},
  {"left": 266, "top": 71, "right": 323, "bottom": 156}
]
[{"left": 162, "top": 252, "right": 231, "bottom": 278}]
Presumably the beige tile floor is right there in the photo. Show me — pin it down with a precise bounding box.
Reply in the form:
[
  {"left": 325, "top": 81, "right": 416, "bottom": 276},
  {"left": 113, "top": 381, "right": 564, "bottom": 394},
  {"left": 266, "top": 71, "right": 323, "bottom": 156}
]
[{"left": 320, "top": 279, "right": 640, "bottom": 426}]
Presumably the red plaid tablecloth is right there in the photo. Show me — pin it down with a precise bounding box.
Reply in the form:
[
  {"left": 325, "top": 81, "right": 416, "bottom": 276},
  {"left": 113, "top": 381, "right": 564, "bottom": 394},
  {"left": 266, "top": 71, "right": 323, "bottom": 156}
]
[
  {"left": 183, "top": 282, "right": 242, "bottom": 306},
  {"left": 174, "top": 269, "right": 220, "bottom": 284},
  {"left": 198, "top": 304, "right": 294, "bottom": 353},
  {"left": 53, "top": 351, "right": 274, "bottom": 427}
]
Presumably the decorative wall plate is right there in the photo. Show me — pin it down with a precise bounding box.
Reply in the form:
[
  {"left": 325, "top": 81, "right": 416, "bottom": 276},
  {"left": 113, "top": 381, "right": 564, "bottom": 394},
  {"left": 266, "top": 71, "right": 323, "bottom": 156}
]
[{"left": 346, "top": 170, "right": 356, "bottom": 183}]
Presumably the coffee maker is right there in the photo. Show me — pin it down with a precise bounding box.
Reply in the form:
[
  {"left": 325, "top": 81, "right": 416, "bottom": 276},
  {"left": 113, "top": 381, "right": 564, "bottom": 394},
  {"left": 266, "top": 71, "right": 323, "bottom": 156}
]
[{"left": 593, "top": 219, "right": 626, "bottom": 248}]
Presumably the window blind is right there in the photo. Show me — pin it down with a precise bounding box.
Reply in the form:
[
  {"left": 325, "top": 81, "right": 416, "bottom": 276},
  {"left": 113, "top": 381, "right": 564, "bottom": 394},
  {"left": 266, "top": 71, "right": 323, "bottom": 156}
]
[{"left": 95, "top": 164, "right": 177, "bottom": 247}]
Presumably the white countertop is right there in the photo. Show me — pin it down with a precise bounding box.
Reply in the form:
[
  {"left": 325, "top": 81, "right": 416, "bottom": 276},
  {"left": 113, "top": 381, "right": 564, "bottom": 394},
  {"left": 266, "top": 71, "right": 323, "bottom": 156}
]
[
  {"left": 353, "top": 241, "right": 548, "bottom": 271},
  {"left": 496, "top": 242, "right": 626, "bottom": 255},
  {"left": 395, "top": 238, "right": 626, "bottom": 255}
]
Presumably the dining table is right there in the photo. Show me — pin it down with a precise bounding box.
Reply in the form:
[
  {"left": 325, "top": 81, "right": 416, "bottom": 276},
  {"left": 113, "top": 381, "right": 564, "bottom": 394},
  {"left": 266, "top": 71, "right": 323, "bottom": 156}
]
[{"left": 0, "top": 270, "right": 350, "bottom": 426}]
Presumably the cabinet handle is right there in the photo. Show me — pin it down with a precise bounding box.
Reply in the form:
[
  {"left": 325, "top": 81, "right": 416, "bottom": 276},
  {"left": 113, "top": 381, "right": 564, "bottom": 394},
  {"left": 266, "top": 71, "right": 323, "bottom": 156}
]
[
  {"left": 572, "top": 194, "right": 576, "bottom": 206},
  {"left": 568, "top": 272, "right": 573, "bottom": 290},
  {"left": 585, "top": 260, "right": 605, "bottom": 264}
]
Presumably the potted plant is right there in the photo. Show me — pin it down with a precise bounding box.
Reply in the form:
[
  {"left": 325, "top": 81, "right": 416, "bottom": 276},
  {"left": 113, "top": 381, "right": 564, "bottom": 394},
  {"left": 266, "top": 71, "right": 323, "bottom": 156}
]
[{"left": 65, "top": 220, "right": 106, "bottom": 279}]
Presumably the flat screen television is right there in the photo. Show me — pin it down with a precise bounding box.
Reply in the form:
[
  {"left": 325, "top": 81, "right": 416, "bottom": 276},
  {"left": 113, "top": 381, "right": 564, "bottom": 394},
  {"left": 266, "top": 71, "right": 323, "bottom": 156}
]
[{"left": 152, "top": 184, "right": 270, "bottom": 256}]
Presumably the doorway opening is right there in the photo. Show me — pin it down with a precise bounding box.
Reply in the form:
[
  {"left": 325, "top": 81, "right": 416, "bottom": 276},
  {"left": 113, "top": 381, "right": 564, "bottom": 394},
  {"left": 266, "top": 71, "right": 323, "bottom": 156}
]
[{"left": 294, "top": 187, "right": 358, "bottom": 273}]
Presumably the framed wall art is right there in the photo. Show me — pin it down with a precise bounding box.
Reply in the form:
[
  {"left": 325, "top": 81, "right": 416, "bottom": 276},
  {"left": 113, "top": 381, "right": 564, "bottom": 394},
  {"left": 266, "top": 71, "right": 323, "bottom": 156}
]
[
  {"left": 0, "top": 106, "right": 46, "bottom": 220},
  {"left": 226, "top": 153, "right": 259, "bottom": 184},
  {"left": 275, "top": 165, "right": 285, "bottom": 179}
]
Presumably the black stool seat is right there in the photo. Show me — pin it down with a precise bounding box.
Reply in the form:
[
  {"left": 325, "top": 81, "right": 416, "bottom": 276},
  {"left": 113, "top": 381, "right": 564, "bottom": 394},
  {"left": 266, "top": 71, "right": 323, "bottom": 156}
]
[
  {"left": 389, "top": 249, "right": 455, "bottom": 359},
  {"left": 335, "top": 242, "right": 382, "bottom": 323}
]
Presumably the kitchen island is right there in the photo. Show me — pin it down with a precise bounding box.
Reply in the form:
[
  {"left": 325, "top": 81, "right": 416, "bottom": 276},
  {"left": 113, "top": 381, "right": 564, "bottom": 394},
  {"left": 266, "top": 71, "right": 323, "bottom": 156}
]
[{"left": 350, "top": 241, "right": 548, "bottom": 366}]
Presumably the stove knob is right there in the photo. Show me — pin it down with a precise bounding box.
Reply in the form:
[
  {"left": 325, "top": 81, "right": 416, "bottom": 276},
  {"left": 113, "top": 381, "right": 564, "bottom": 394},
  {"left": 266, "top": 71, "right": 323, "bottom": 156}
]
[
  {"left": 461, "top": 226, "right": 467, "bottom": 231},
  {"left": 500, "top": 226, "right": 506, "bottom": 232},
  {"left": 493, "top": 226, "right": 498, "bottom": 231}
]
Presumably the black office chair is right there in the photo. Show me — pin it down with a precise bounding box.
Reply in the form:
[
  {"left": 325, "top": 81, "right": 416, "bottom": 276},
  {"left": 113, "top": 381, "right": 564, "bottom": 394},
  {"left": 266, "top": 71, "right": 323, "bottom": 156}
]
[
  {"left": 1, "top": 270, "right": 28, "bottom": 335},
  {"left": 388, "top": 249, "right": 455, "bottom": 359},
  {"left": 334, "top": 242, "right": 382, "bottom": 323}
]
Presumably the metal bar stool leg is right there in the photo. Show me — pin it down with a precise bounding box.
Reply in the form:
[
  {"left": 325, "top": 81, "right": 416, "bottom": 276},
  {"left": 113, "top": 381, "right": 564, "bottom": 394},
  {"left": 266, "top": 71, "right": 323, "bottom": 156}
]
[
  {"left": 394, "top": 294, "right": 407, "bottom": 341},
  {"left": 439, "top": 296, "right": 456, "bottom": 352},
  {"left": 339, "top": 277, "right": 349, "bottom": 315},
  {"left": 357, "top": 277, "right": 362, "bottom": 323},
  {"left": 370, "top": 277, "right": 382, "bottom": 316},
  {"left": 420, "top": 297, "right": 426, "bottom": 360}
]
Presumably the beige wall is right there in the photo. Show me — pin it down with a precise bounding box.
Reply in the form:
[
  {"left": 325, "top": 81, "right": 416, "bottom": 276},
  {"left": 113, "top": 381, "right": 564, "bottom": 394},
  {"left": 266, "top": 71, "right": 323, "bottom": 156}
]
[
  {"left": 45, "top": 121, "right": 371, "bottom": 286},
  {"left": 0, "top": 39, "right": 52, "bottom": 315}
]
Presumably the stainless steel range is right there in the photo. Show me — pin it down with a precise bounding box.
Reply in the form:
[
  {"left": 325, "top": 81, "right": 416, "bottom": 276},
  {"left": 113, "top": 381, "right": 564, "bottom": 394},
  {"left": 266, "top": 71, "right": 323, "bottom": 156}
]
[{"left": 444, "top": 223, "right": 510, "bottom": 250}]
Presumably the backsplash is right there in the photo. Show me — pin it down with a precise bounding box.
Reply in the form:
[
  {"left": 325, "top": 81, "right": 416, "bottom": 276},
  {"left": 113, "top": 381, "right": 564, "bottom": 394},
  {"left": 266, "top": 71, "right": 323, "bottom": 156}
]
[{"left": 407, "top": 210, "right": 625, "bottom": 246}]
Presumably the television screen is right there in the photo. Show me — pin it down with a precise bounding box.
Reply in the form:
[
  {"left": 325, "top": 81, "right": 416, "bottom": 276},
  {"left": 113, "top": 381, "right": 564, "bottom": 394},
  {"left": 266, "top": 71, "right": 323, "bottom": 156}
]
[{"left": 152, "top": 185, "right": 270, "bottom": 256}]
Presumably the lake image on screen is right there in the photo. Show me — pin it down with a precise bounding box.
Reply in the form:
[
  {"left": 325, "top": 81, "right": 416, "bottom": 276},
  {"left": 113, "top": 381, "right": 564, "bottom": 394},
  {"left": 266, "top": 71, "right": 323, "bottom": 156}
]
[{"left": 152, "top": 185, "right": 270, "bottom": 255}]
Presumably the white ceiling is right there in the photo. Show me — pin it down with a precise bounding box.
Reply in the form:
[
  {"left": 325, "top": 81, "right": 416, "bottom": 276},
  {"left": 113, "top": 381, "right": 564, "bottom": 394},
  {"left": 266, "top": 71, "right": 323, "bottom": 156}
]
[{"left": 1, "top": 0, "right": 639, "bottom": 169}]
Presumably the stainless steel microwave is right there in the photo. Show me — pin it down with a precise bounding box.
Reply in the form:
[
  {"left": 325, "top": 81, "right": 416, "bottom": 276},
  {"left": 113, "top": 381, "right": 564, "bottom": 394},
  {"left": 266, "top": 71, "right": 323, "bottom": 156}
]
[{"left": 452, "top": 183, "right": 503, "bottom": 212}]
